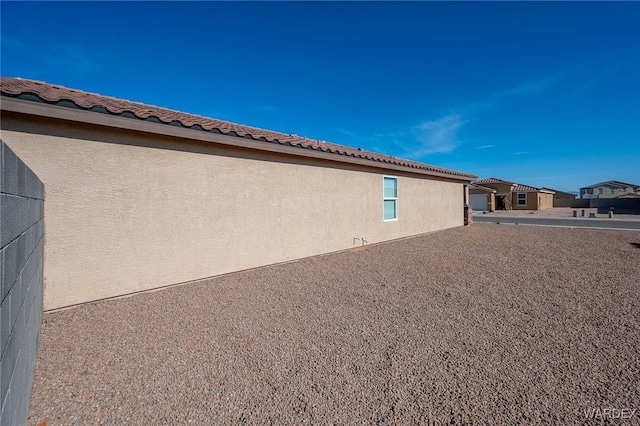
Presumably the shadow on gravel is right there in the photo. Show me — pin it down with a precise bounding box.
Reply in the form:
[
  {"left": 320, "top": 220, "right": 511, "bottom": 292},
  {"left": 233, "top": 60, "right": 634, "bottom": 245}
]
[{"left": 631, "top": 242, "right": 640, "bottom": 249}]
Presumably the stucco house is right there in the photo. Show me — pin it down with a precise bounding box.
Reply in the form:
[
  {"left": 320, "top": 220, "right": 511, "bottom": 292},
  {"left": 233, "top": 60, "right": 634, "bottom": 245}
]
[
  {"left": 580, "top": 181, "right": 640, "bottom": 199},
  {"left": 469, "top": 183, "right": 496, "bottom": 212},
  {"left": 0, "top": 78, "right": 476, "bottom": 310},
  {"left": 541, "top": 188, "right": 578, "bottom": 207},
  {"left": 474, "top": 178, "right": 554, "bottom": 211}
]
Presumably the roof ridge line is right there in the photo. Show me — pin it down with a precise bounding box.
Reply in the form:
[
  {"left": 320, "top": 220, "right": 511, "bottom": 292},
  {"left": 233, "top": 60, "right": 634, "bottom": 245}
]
[{"left": 0, "top": 77, "right": 477, "bottom": 180}]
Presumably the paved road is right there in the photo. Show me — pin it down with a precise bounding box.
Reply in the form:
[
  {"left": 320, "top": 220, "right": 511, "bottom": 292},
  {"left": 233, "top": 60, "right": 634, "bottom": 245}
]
[{"left": 473, "top": 215, "right": 640, "bottom": 230}]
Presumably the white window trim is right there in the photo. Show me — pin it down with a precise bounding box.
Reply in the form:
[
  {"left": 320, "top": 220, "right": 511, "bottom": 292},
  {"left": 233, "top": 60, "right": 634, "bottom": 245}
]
[
  {"left": 383, "top": 176, "right": 398, "bottom": 221},
  {"left": 516, "top": 192, "right": 527, "bottom": 206}
]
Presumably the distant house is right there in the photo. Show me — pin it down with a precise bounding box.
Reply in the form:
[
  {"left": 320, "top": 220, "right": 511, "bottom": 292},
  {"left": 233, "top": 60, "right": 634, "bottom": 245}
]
[
  {"left": 0, "top": 77, "right": 476, "bottom": 310},
  {"left": 474, "top": 178, "right": 554, "bottom": 211},
  {"left": 617, "top": 192, "right": 640, "bottom": 199},
  {"left": 542, "top": 188, "right": 578, "bottom": 207},
  {"left": 469, "top": 183, "right": 496, "bottom": 212},
  {"left": 580, "top": 181, "right": 640, "bottom": 199}
]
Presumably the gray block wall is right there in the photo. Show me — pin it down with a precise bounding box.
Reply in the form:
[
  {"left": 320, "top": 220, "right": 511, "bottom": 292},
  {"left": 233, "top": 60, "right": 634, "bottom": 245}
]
[
  {"left": 559, "top": 198, "right": 640, "bottom": 210},
  {"left": 0, "top": 140, "right": 45, "bottom": 426}
]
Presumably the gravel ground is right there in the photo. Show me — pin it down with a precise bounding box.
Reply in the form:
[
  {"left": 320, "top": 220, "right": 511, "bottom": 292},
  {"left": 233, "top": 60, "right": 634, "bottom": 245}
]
[
  {"left": 478, "top": 207, "right": 640, "bottom": 220},
  {"left": 28, "top": 225, "right": 640, "bottom": 425}
]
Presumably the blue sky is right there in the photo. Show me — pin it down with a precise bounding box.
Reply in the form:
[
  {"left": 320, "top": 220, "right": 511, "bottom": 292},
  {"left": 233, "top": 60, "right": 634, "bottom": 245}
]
[{"left": 2, "top": 2, "right": 639, "bottom": 192}]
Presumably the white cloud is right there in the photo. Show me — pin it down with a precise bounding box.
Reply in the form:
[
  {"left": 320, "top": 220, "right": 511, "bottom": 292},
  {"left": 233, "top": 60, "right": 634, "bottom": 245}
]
[
  {"left": 398, "top": 114, "right": 468, "bottom": 158},
  {"left": 464, "top": 71, "right": 567, "bottom": 113},
  {"left": 343, "top": 71, "right": 571, "bottom": 161},
  {"left": 502, "top": 75, "right": 563, "bottom": 97},
  {"left": 376, "top": 73, "right": 565, "bottom": 161}
]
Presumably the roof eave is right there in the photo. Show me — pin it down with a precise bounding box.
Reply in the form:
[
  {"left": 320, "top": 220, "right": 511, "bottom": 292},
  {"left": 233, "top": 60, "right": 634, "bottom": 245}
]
[
  {"left": 470, "top": 184, "right": 497, "bottom": 193},
  {"left": 1, "top": 97, "right": 477, "bottom": 183}
]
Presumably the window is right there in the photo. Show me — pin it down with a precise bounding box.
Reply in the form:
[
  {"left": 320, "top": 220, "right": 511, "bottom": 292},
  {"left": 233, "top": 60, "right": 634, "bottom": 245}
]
[
  {"left": 634, "top": 188, "right": 638, "bottom": 193},
  {"left": 598, "top": 188, "right": 603, "bottom": 195},
  {"left": 383, "top": 176, "right": 398, "bottom": 220},
  {"left": 517, "top": 193, "right": 527, "bottom": 206},
  {"left": 609, "top": 188, "right": 615, "bottom": 194}
]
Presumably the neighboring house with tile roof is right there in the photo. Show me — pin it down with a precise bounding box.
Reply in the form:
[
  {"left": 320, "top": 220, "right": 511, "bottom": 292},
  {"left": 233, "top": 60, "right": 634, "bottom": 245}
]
[
  {"left": 474, "top": 178, "right": 554, "bottom": 211},
  {"left": 579, "top": 181, "right": 640, "bottom": 199},
  {"left": 0, "top": 77, "right": 476, "bottom": 310},
  {"left": 541, "top": 188, "right": 578, "bottom": 207},
  {"left": 469, "top": 183, "right": 496, "bottom": 212}
]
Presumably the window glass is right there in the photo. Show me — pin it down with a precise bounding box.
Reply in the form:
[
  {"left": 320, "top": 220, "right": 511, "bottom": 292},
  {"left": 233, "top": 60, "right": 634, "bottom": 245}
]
[
  {"left": 384, "top": 177, "right": 397, "bottom": 198},
  {"left": 383, "top": 177, "right": 398, "bottom": 220},
  {"left": 384, "top": 200, "right": 397, "bottom": 220}
]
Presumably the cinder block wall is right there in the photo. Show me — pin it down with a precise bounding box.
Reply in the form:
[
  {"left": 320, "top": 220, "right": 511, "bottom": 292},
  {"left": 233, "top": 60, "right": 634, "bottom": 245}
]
[{"left": 0, "top": 140, "right": 44, "bottom": 425}]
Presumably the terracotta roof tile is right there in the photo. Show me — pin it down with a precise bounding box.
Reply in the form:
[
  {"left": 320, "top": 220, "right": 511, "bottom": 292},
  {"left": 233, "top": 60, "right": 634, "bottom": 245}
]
[
  {"left": 475, "top": 177, "right": 514, "bottom": 185},
  {"left": 0, "top": 77, "right": 476, "bottom": 180},
  {"left": 511, "top": 183, "right": 529, "bottom": 191},
  {"left": 510, "top": 184, "right": 553, "bottom": 194},
  {"left": 470, "top": 183, "right": 497, "bottom": 193},
  {"left": 581, "top": 180, "right": 639, "bottom": 189},
  {"left": 475, "top": 178, "right": 554, "bottom": 194}
]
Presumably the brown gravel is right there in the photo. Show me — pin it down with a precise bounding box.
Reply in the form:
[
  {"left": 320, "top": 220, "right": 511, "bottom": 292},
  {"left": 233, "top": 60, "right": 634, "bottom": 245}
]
[
  {"left": 28, "top": 225, "right": 640, "bottom": 425},
  {"left": 479, "top": 207, "right": 640, "bottom": 220}
]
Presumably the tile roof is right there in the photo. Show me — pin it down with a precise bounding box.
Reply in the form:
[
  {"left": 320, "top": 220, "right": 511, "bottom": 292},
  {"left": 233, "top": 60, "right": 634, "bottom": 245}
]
[
  {"left": 580, "top": 180, "right": 639, "bottom": 189},
  {"left": 475, "top": 178, "right": 554, "bottom": 194},
  {"left": 513, "top": 184, "right": 554, "bottom": 194},
  {"left": 542, "top": 188, "right": 577, "bottom": 197},
  {"left": 469, "top": 183, "right": 497, "bottom": 193},
  {"left": 475, "top": 177, "right": 514, "bottom": 185},
  {"left": 0, "top": 77, "right": 476, "bottom": 180}
]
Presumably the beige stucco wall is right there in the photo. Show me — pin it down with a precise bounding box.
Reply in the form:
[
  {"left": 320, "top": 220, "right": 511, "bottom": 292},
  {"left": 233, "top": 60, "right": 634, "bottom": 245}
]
[
  {"left": 479, "top": 182, "right": 513, "bottom": 195},
  {"left": 512, "top": 192, "right": 537, "bottom": 210},
  {"left": 587, "top": 186, "right": 635, "bottom": 198},
  {"left": 511, "top": 192, "right": 554, "bottom": 210},
  {"left": 538, "top": 193, "right": 554, "bottom": 210},
  {"left": 1, "top": 115, "right": 464, "bottom": 310}
]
